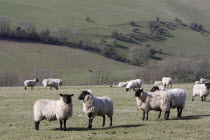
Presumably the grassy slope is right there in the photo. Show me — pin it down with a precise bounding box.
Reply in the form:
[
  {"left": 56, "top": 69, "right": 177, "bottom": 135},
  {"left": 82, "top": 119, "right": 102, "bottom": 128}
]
[
  {"left": 1, "top": 84, "right": 210, "bottom": 139},
  {"left": 0, "top": 40, "right": 138, "bottom": 85},
  {"left": 0, "top": 0, "right": 210, "bottom": 58}
]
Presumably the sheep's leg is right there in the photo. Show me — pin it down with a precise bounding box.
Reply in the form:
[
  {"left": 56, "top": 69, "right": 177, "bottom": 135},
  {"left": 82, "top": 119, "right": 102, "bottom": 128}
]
[
  {"left": 24, "top": 87, "right": 27, "bottom": 90},
  {"left": 88, "top": 117, "right": 93, "bottom": 128},
  {"left": 35, "top": 121, "right": 40, "bottom": 130},
  {"left": 178, "top": 109, "right": 182, "bottom": 117},
  {"left": 146, "top": 113, "right": 149, "bottom": 120},
  {"left": 192, "top": 96, "right": 194, "bottom": 101},
  {"left": 164, "top": 111, "right": 170, "bottom": 120},
  {"left": 158, "top": 111, "right": 161, "bottom": 118},
  {"left": 102, "top": 115, "right": 105, "bottom": 127},
  {"left": 59, "top": 120, "right": 63, "bottom": 131},
  {"left": 201, "top": 97, "right": 204, "bottom": 102},
  {"left": 63, "top": 119, "right": 67, "bottom": 131},
  {"left": 110, "top": 117, "right": 112, "bottom": 127},
  {"left": 142, "top": 111, "right": 145, "bottom": 120}
]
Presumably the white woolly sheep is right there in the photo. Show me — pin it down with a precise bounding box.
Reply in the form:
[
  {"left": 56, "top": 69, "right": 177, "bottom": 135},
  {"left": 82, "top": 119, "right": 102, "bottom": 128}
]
[
  {"left": 158, "top": 88, "right": 187, "bottom": 118},
  {"left": 53, "top": 78, "right": 63, "bottom": 87},
  {"left": 192, "top": 83, "right": 210, "bottom": 101},
  {"left": 34, "top": 94, "right": 74, "bottom": 131},
  {"left": 200, "top": 78, "right": 207, "bottom": 84},
  {"left": 126, "top": 79, "right": 142, "bottom": 92},
  {"left": 154, "top": 81, "right": 162, "bottom": 86},
  {"left": 134, "top": 88, "right": 171, "bottom": 120},
  {"left": 117, "top": 82, "right": 128, "bottom": 87},
  {"left": 162, "top": 77, "right": 172, "bottom": 88},
  {"left": 24, "top": 79, "right": 39, "bottom": 90},
  {"left": 78, "top": 90, "right": 114, "bottom": 128},
  {"left": 42, "top": 78, "right": 59, "bottom": 90}
]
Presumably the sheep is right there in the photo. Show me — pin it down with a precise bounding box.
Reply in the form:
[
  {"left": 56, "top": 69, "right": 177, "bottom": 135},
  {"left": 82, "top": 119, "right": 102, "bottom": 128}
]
[
  {"left": 154, "top": 81, "right": 162, "bottom": 86},
  {"left": 78, "top": 90, "right": 113, "bottom": 128},
  {"left": 134, "top": 88, "right": 171, "bottom": 120},
  {"left": 150, "top": 86, "right": 165, "bottom": 92},
  {"left": 200, "top": 78, "right": 207, "bottom": 84},
  {"left": 53, "top": 79, "right": 63, "bottom": 88},
  {"left": 126, "top": 79, "right": 142, "bottom": 92},
  {"left": 192, "top": 83, "right": 210, "bottom": 101},
  {"left": 158, "top": 88, "right": 187, "bottom": 118},
  {"left": 33, "top": 94, "right": 74, "bottom": 131},
  {"left": 117, "top": 82, "right": 128, "bottom": 87},
  {"left": 162, "top": 77, "right": 172, "bottom": 88},
  {"left": 24, "top": 79, "right": 39, "bottom": 90},
  {"left": 195, "top": 81, "right": 201, "bottom": 84},
  {"left": 42, "top": 78, "right": 59, "bottom": 90}
]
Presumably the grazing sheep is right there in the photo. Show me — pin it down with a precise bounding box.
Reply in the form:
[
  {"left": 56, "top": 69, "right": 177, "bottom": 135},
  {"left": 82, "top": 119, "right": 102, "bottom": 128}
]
[
  {"left": 42, "top": 78, "right": 59, "bottom": 90},
  {"left": 53, "top": 79, "right": 63, "bottom": 88},
  {"left": 78, "top": 90, "right": 113, "bottom": 128},
  {"left": 117, "top": 82, "right": 128, "bottom": 87},
  {"left": 158, "top": 88, "right": 187, "bottom": 118},
  {"left": 24, "top": 79, "right": 39, "bottom": 90},
  {"left": 154, "top": 81, "right": 162, "bottom": 86},
  {"left": 162, "top": 77, "right": 172, "bottom": 88},
  {"left": 126, "top": 79, "right": 142, "bottom": 92},
  {"left": 34, "top": 94, "right": 74, "bottom": 131},
  {"left": 192, "top": 83, "right": 210, "bottom": 101},
  {"left": 200, "top": 78, "right": 207, "bottom": 84},
  {"left": 135, "top": 88, "right": 171, "bottom": 120}
]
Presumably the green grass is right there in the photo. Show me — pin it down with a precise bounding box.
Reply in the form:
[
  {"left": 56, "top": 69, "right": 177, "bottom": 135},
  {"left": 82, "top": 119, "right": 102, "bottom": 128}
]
[
  {"left": 0, "top": 40, "right": 138, "bottom": 85},
  {"left": 1, "top": 84, "right": 210, "bottom": 139}
]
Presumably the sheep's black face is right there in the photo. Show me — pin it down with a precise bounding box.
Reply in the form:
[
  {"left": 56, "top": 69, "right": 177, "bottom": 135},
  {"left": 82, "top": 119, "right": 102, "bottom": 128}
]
[
  {"left": 150, "top": 86, "right": 159, "bottom": 92},
  {"left": 126, "top": 88, "right": 129, "bottom": 92},
  {"left": 60, "top": 94, "right": 74, "bottom": 104},
  {"left": 135, "top": 88, "right": 143, "bottom": 97},
  {"left": 78, "top": 91, "right": 90, "bottom": 100},
  {"left": 35, "top": 79, "right": 39, "bottom": 82}
]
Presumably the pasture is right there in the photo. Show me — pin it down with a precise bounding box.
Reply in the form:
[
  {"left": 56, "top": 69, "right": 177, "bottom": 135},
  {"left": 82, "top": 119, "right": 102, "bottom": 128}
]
[{"left": 0, "top": 84, "right": 210, "bottom": 139}]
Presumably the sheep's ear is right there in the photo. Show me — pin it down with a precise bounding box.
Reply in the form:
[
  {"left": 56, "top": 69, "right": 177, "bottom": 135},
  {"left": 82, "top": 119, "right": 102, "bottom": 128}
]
[
  {"left": 70, "top": 94, "right": 74, "bottom": 97},
  {"left": 59, "top": 94, "right": 63, "bottom": 97}
]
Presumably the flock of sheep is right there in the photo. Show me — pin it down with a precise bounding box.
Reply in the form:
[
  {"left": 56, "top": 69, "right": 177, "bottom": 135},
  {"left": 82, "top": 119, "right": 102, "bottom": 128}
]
[{"left": 23, "top": 77, "right": 210, "bottom": 131}]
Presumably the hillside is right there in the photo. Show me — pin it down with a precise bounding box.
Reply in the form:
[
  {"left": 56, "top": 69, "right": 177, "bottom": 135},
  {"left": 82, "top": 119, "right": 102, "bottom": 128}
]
[{"left": 0, "top": 40, "right": 138, "bottom": 85}]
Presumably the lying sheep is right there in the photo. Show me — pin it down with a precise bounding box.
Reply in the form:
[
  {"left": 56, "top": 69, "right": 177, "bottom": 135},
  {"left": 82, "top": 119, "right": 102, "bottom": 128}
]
[
  {"left": 117, "top": 82, "right": 128, "bottom": 87},
  {"left": 126, "top": 79, "right": 142, "bottom": 92},
  {"left": 162, "top": 77, "right": 172, "bottom": 88},
  {"left": 154, "top": 81, "right": 162, "bottom": 86},
  {"left": 24, "top": 79, "right": 39, "bottom": 90},
  {"left": 42, "top": 78, "right": 59, "bottom": 90},
  {"left": 33, "top": 94, "right": 74, "bottom": 131},
  {"left": 192, "top": 83, "right": 210, "bottom": 101},
  {"left": 134, "top": 88, "right": 171, "bottom": 120},
  {"left": 78, "top": 90, "right": 113, "bottom": 128}
]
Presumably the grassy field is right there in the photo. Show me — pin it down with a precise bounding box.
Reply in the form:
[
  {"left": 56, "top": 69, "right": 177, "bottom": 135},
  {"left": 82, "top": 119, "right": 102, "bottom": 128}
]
[{"left": 1, "top": 84, "right": 210, "bottom": 139}]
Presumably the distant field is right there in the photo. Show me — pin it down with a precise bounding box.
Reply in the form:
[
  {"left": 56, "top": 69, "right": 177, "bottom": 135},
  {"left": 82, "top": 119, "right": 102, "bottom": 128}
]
[
  {"left": 0, "top": 40, "right": 138, "bottom": 85},
  {"left": 1, "top": 84, "right": 210, "bottom": 139},
  {"left": 0, "top": 0, "right": 210, "bottom": 59}
]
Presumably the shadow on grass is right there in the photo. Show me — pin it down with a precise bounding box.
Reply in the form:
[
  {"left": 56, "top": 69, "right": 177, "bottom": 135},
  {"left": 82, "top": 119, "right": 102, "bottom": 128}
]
[
  {"left": 53, "top": 124, "right": 144, "bottom": 131},
  {"left": 170, "top": 115, "right": 210, "bottom": 120}
]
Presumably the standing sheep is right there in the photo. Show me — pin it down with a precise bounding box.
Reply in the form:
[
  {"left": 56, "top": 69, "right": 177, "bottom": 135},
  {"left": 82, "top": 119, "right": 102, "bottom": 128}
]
[
  {"left": 42, "top": 79, "right": 59, "bottom": 90},
  {"left": 24, "top": 79, "right": 39, "bottom": 90},
  {"left": 192, "top": 83, "right": 210, "bottom": 101},
  {"left": 33, "top": 94, "right": 74, "bottom": 131},
  {"left": 162, "top": 77, "right": 172, "bottom": 88},
  {"left": 126, "top": 79, "right": 142, "bottom": 92},
  {"left": 134, "top": 88, "right": 171, "bottom": 120},
  {"left": 117, "top": 82, "right": 128, "bottom": 87},
  {"left": 78, "top": 90, "right": 113, "bottom": 128}
]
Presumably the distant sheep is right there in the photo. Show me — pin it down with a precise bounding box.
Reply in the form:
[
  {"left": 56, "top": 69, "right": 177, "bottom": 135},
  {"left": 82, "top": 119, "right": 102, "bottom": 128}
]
[
  {"left": 150, "top": 86, "right": 164, "bottom": 92},
  {"left": 42, "top": 78, "right": 59, "bottom": 90},
  {"left": 126, "top": 79, "right": 142, "bottom": 92},
  {"left": 162, "top": 77, "right": 172, "bottom": 88},
  {"left": 53, "top": 79, "right": 63, "bottom": 87},
  {"left": 135, "top": 88, "right": 171, "bottom": 120},
  {"left": 78, "top": 90, "right": 113, "bottom": 128},
  {"left": 154, "top": 81, "right": 162, "bottom": 86},
  {"left": 24, "top": 79, "right": 39, "bottom": 90},
  {"left": 34, "top": 94, "right": 74, "bottom": 131},
  {"left": 117, "top": 82, "right": 128, "bottom": 87},
  {"left": 200, "top": 78, "right": 207, "bottom": 84},
  {"left": 192, "top": 83, "right": 210, "bottom": 101}
]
